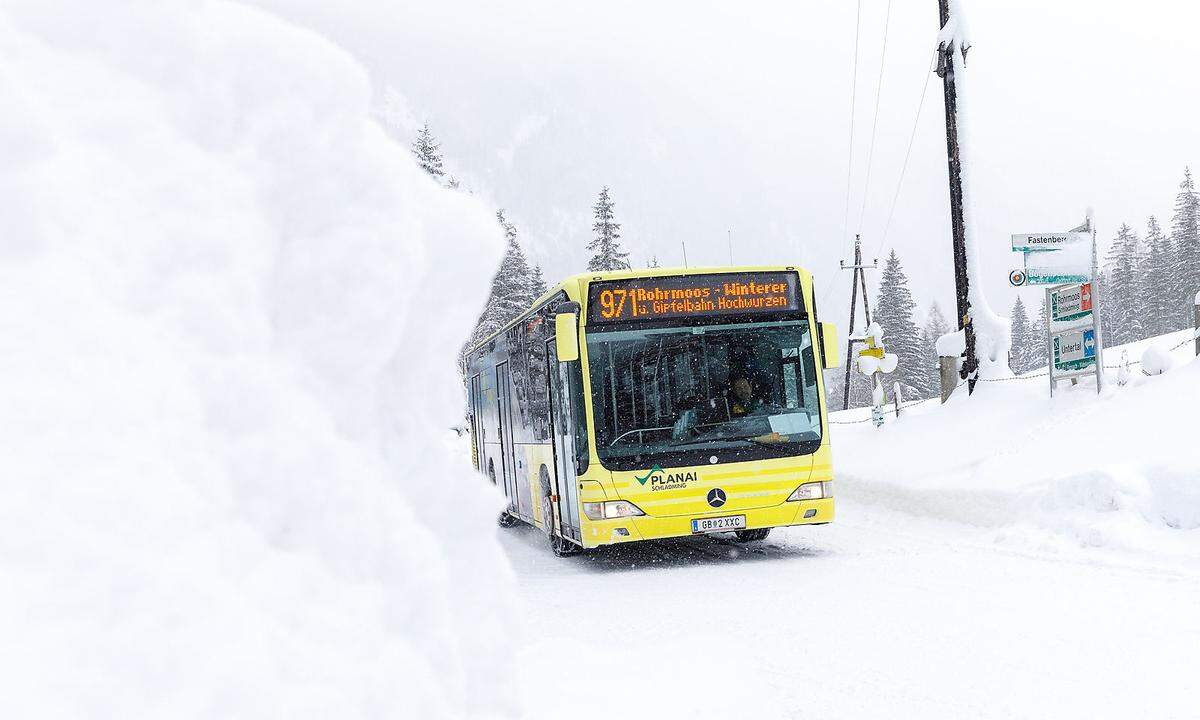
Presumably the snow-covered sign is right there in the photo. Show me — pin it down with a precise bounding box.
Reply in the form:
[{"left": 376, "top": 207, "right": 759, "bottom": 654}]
[
  {"left": 1012, "top": 231, "right": 1093, "bottom": 285},
  {"left": 1052, "top": 327, "right": 1097, "bottom": 372},
  {"left": 1010, "top": 232, "right": 1090, "bottom": 251},
  {"left": 1050, "top": 282, "right": 1093, "bottom": 324}
]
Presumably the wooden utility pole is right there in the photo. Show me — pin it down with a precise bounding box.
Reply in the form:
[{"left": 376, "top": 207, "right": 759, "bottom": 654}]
[
  {"left": 840, "top": 235, "right": 877, "bottom": 409},
  {"left": 936, "top": 0, "right": 978, "bottom": 393}
]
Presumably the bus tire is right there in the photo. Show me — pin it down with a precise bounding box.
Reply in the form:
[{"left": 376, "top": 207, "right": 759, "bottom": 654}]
[
  {"left": 734, "top": 528, "right": 770, "bottom": 542},
  {"left": 493, "top": 461, "right": 521, "bottom": 527},
  {"left": 550, "top": 533, "right": 582, "bottom": 557}
]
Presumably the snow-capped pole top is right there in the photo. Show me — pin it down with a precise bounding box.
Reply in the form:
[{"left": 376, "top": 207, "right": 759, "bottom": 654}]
[
  {"left": 865, "top": 321, "right": 884, "bottom": 344},
  {"left": 935, "top": 329, "right": 966, "bottom": 358},
  {"left": 937, "top": 0, "right": 972, "bottom": 55}
]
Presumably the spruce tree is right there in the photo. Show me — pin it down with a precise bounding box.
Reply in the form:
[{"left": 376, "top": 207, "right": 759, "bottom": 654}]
[
  {"left": 919, "top": 302, "right": 952, "bottom": 391},
  {"left": 1169, "top": 167, "right": 1200, "bottom": 327},
  {"left": 824, "top": 366, "right": 876, "bottom": 410},
  {"left": 465, "top": 210, "right": 533, "bottom": 352},
  {"left": 529, "top": 264, "right": 548, "bottom": 299},
  {"left": 412, "top": 122, "right": 445, "bottom": 180},
  {"left": 586, "top": 186, "right": 631, "bottom": 272},
  {"left": 1008, "top": 296, "right": 1037, "bottom": 373},
  {"left": 1101, "top": 223, "right": 1141, "bottom": 346},
  {"left": 1142, "top": 215, "right": 1172, "bottom": 338},
  {"left": 1033, "top": 298, "right": 1048, "bottom": 369},
  {"left": 873, "top": 250, "right": 933, "bottom": 398}
]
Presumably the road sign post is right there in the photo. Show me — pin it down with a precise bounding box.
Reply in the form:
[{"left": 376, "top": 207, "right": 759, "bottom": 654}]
[
  {"left": 1014, "top": 215, "right": 1103, "bottom": 397},
  {"left": 1046, "top": 280, "right": 1102, "bottom": 397}
]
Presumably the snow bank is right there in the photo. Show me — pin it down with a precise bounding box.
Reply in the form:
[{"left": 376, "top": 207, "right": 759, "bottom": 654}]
[
  {"left": 0, "top": 2, "right": 516, "bottom": 717},
  {"left": 832, "top": 340, "right": 1200, "bottom": 557}
]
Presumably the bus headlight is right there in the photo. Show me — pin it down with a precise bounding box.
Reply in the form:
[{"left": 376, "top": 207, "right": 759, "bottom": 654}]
[
  {"left": 582, "top": 500, "right": 646, "bottom": 520},
  {"left": 787, "top": 481, "right": 831, "bottom": 502}
]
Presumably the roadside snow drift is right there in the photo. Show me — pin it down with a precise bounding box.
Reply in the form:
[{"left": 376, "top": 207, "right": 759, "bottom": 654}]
[
  {"left": 833, "top": 331, "right": 1200, "bottom": 557},
  {"left": 0, "top": 2, "right": 516, "bottom": 717}
]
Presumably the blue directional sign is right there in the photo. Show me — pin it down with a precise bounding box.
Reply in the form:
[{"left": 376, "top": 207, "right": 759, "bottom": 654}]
[{"left": 1052, "top": 327, "right": 1097, "bottom": 372}]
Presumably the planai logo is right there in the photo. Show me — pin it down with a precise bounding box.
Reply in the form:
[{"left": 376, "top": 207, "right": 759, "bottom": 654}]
[
  {"left": 634, "top": 465, "right": 699, "bottom": 492},
  {"left": 635, "top": 465, "right": 665, "bottom": 486}
]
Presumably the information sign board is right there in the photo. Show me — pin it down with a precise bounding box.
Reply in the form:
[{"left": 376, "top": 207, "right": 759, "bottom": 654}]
[
  {"left": 1013, "top": 232, "right": 1092, "bottom": 285},
  {"left": 1052, "top": 327, "right": 1097, "bottom": 372},
  {"left": 1050, "top": 282, "right": 1094, "bottom": 324}
]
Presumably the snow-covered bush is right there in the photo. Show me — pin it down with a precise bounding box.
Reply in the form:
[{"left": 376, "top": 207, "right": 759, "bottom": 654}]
[
  {"left": 0, "top": 2, "right": 516, "bottom": 717},
  {"left": 1141, "top": 345, "right": 1175, "bottom": 375}
]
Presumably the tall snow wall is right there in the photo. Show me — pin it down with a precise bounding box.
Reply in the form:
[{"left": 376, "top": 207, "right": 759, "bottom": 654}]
[{"left": 0, "top": 2, "right": 517, "bottom": 717}]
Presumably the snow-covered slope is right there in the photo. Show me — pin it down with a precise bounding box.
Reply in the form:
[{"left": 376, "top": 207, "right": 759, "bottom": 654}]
[
  {"left": 833, "top": 329, "right": 1200, "bottom": 557},
  {"left": 0, "top": 2, "right": 516, "bottom": 717}
]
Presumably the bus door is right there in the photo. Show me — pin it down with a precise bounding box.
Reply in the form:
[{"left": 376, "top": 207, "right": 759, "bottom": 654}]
[
  {"left": 468, "top": 373, "right": 484, "bottom": 472},
  {"left": 547, "top": 341, "right": 582, "bottom": 542},
  {"left": 495, "top": 361, "right": 519, "bottom": 516}
]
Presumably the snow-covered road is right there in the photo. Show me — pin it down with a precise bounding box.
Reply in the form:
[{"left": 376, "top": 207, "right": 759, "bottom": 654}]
[{"left": 502, "top": 493, "right": 1200, "bottom": 719}]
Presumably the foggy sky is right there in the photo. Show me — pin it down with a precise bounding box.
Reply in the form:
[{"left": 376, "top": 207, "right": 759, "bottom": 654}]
[{"left": 252, "top": 0, "right": 1200, "bottom": 323}]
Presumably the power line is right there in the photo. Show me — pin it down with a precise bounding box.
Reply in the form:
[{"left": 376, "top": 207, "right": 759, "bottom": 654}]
[
  {"left": 857, "top": 0, "right": 894, "bottom": 236},
  {"left": 874, "top": 51, "right": 937, "bottom": 260},
  {"left": 840, "top": 0, "right": 863, "bottom": 259}
]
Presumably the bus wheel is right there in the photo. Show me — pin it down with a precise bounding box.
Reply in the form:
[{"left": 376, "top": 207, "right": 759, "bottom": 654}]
[
  {"left": 734, "top": 528, "right": 770, "bottom": 542},
  {"left": 498, "top": 511, "right": 521, "bottom": 527},
  {"left": 550, "top": 533, "right": 582, "bottom": 557}
]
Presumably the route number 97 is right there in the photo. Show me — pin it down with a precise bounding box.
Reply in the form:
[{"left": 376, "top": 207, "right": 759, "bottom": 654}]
[{"left": 598, "top": 289, "right": 629, "bottom": 319}]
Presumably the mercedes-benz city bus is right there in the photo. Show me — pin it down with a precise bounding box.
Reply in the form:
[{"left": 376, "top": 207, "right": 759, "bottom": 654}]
[{"left": 464, "top": 266, "right": 840, "bottom": 555}]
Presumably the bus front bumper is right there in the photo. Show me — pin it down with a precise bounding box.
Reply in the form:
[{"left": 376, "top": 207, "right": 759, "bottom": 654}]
[{"left": 579, "top": 498, "right": 834, "bottom": 548}]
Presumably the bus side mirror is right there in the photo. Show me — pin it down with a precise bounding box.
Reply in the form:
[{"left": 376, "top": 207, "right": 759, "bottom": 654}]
[
  {"left": 555, "top": 313, "right": 580, "bottom": 362},
  {"left": 820, "top": 321, "right": 840, "bottom": 368}
]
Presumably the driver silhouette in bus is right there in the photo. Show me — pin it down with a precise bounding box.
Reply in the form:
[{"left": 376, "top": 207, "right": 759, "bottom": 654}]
[{"left": 729, "top": 374, "right": 767, "bottom": 417}]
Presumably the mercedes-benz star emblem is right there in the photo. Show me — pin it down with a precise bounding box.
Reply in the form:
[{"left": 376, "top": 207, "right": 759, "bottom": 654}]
[{"left": 706, "top": 488, "right": 727, "bottom": 508}]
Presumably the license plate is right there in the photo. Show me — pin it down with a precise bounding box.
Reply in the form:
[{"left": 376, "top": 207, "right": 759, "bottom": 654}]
[{"left": 691, "top": 515, "right": 747, "bottom": 533}]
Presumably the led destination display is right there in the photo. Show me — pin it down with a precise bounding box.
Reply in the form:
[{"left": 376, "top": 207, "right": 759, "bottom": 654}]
[{"left": 586, "top": 271, "right": 801, "bottom": 324}]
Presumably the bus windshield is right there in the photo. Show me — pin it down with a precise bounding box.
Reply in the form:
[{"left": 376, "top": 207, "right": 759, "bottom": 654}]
[{"left": 586, "top": 320, "right": 822, "bottom": 470}]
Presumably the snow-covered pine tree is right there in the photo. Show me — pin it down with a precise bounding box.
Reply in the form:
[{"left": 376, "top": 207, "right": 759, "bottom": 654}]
[
  {"left": 412, "top": 122, "right": 445, "bottom": 180},
  {"left": 464, "top": 210, "right": 533, "bottom": 353},
  {"left": 1101, "top": 223, "right": 1141, "bottom": 346},
  {"left": 1142, "top": 215, "right": 1172, "bottom": 338},
  {"left": 529, "top": 264, "right": 548, "bottom": 299},
  {"left": 586, "top": 186, "right": 630, "bottom": 272},
  {"left": 823, "top": 366, "right": 875, "bottom": 410},
  {"left": 1169, "top": 167, "right": 1200, "bottom": 328},
  {"left": 919, "top": 302, "right": 952, "bottom": 391},
  {"left": 1008, "top": 296, "right": 1038, "bottom": 374},
  {"left": 874, "top": 250, "right": 933, "bottom": 398},
  {"left": 1033, "top": 297, "right": 1048, "bottom": 369},
  {"left": 648, "top": 255, "right": 660, "bottom": 268}
]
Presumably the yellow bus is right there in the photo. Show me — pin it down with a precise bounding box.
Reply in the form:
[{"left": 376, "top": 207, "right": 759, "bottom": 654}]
[{"left": 464, "top": 266, "right": 840, "bottom": 555}]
